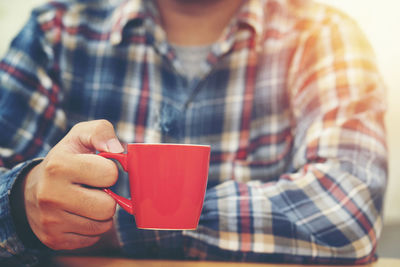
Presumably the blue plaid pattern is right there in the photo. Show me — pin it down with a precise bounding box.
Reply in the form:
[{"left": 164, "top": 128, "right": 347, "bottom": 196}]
[{"left": 0, "top": 0, "right": 387, "bottom": 266}]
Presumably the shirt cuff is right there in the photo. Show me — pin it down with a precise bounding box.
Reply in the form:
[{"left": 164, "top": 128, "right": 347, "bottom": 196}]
[{"left": 0, "top": 159, "right": 49, "bottom": 266}]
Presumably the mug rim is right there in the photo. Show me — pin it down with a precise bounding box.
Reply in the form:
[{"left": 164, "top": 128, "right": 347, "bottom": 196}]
[{"left": 126, "top": 143, "right": 210, "bottom": 148}]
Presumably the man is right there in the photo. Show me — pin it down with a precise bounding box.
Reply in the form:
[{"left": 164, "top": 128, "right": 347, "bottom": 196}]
[{"left": 0, "top": 0, "right": 387, "bottom": 266}]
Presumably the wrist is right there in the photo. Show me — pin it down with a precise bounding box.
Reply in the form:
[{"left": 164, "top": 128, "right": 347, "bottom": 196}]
[{"left": 9, "top": 160, "right": 46, "bottom": 249}]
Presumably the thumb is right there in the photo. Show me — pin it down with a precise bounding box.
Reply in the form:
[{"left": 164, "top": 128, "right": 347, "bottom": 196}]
[{"left": 65, "top": 120, "right": 124, "bottom": 153}]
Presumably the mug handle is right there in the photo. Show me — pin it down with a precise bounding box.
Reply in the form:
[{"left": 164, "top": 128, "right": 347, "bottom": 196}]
[{"left": 98, "top": 152, "right": 135, "bottom": 215}]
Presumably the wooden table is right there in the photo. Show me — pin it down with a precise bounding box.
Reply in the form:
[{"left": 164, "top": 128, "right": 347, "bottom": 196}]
[{"left": 50, "top": 256, "right": 400, "bottom": 267}]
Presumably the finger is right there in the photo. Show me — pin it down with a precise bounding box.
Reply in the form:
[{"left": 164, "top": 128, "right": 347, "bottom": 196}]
[
  {"left": 60, "top": 185, "right": 117, "bottom": 221},
  {"left": 67, "top": 153, "right": 119, "bottom": 188},
  {"left": 64, "top": 120, "right": 124, "bottom": 154},
  {"left": 42, "top": 152, "right": 119, "bottom": 188},
  {"left": 54, "top": 233, "right": 100, "bottom": 250},
  {"left": 61, "top": 211, "right": 113, "bottom": 236}
]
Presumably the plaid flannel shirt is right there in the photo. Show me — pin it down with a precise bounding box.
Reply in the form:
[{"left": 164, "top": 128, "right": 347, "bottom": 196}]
[{"left": 0, "top": 0, "right": 387, "bottom": 266}]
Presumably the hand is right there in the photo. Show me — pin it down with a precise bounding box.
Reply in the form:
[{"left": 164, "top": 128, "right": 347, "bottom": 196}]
[{"left": 22, "top": 120, "right": 124, "bottom": 250}]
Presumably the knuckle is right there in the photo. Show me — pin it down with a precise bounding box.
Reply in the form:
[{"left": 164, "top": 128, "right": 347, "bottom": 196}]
[
  {"left": 93, "top": 120, "right": 114, "bottom": 135},
  {"left": 79, "top": 236, "right": 100, "bottom": 248},
  {"left": 99, "top": 199, "right": 116, "bottom": 220},
  {"left": 103, "top": 161, "right": 119, "bottom": 186},
  {"left": 87, "top": 220, "right": 111, "bottom": 234},
  {"left": 36, "top": 181, "right": 54, "bottom": 208},
  {"left": 43, "top": 156, "right": 64, "bottom": 178},
  {"left": 36, "top": 185, "right": 47, "bottom": 206},
  {"left": 96, "top": 119, "right": 113, "bottom": 129},
  {"left": 87, "top": 221, "right": 100, "bottom": 233},
  {"left": 39, "top": 215, "right": 58, "bottom": 229},
  {"left": 87, "top": 120, "right": 114, "bottom": 146},
  {"left": 103, "top": 220, "right": 113, "bottom": 232},
  {"left": 70, "top": 121, "right": 85, "bottom": 133},
  {"left": 50, "top": 242, "right": 63, "bottom": 251},
  {"left": 54, "top": 238, "right": 74, "bottom": 250},
  {"left": 41, "top": 234, "right": 58, "bottom": 250}
]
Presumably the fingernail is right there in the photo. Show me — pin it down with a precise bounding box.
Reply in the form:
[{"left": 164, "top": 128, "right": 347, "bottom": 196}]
[{"left": 106, "top": 138, "right": 124, "bottom": 153}]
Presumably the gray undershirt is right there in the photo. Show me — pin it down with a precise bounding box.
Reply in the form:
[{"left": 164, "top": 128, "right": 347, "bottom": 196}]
[{"left": 171, "top": 44, "right": 213, "bottom": 81}]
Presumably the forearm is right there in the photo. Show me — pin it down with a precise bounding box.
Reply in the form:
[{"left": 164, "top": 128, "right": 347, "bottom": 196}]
[
  {"left": 9, "top": 160, "right": 44, "bottom": 249},
  {"left": 183, "top": 160, "right": 385, "bottom": 264},
  {"left": 0, "top": 160, "right": 49, "bottom": 266},
  {"left": 115, "top": 153, "right": 385, "bottom": 263}
]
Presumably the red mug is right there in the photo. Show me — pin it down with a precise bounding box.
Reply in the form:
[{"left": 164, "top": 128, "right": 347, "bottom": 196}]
[{"left": 98, "top": 143, "right": 210, "bottom": 230}]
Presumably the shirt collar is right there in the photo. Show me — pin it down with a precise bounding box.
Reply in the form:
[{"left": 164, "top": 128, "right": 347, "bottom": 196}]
[
  {"left": 110, "top": 0, "right": 158, "bottom": 45},
  {"left": 211, "top": 0, "right": 266, "bottom": 57},
  {"left": 109, "top": 0, "right": 266, "bottom": 46},
  {"left": 236, "top": 0, "right": 266, "bottom": 37}
]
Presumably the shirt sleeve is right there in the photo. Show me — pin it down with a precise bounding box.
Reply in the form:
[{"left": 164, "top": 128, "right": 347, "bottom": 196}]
[
  {"left": 0, "top": 4, "right": 67, "bottom": 266},
  {"left": 181, "top": 10, "right": 387, "bottom": 265},
  {"left": 0, "top": 160, "right": 49, "bottom": 267}
]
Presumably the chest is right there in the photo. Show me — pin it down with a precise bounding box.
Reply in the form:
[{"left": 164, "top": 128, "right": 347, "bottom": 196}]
[{"left": 59, "top": 41, "right": 295, "bottom": 183}]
